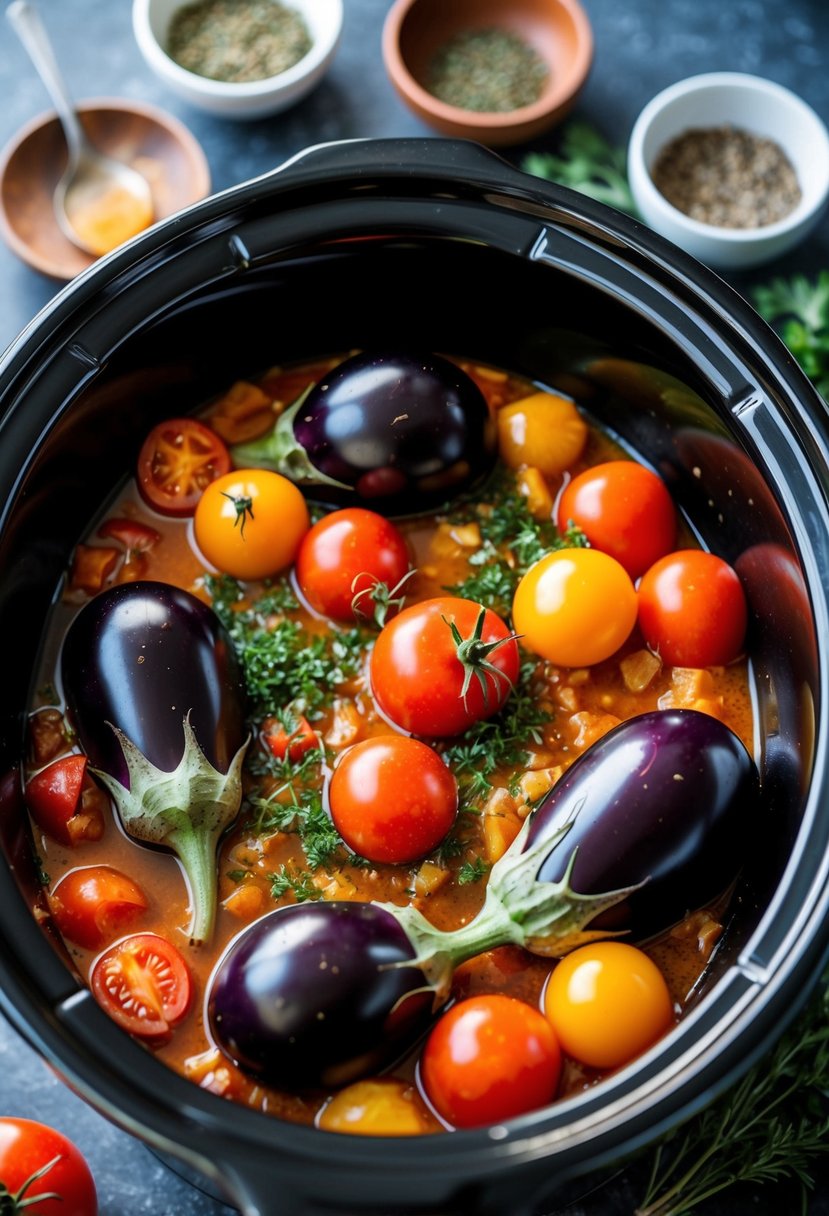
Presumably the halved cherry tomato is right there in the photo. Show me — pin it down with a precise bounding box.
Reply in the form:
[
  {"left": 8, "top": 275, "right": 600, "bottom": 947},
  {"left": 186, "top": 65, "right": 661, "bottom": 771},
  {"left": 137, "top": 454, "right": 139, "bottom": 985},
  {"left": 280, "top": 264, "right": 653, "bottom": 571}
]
[
  {"left": 369, "top": 596, "right": 519, "bottom": 737},
  {"left": 295, "top": 507, "right": 412, "bottom": 624},
  {"left": 262, "top": 713, "right": 319, "bottom": 763},
  {"left": 543, "top": 941, "right": 674, "bottom": 1071},
  {"left": 557, "top": 460, "right": 677, "bottom": 579},
  {"left": 26, "top": 754, "right": 87, "bottom": 844},
  {"left": 193, "top": 468, "right": 310, "bottom": 580},
  {"left": 50, "top": 866, "right": 148, "bottom": 949},
  {"left": 329, "top": 736, "right": 458, "bottom": 864},
  {"left": 316, "top": 1078, "right": 438, "bottom": 1136},
  {"left": 512, "top": 548, "right": 638, "bottom": 667},
  {"left": 0, "top": 1117, "right": 97, "bottom": 1216},
  {"left": 420, "top": 994, "right": 562, "bottom": 1128},
  {"left": 137, "top": 417, "right": 231, "bottom": 517},
  {"left": 90, "top": 932, "right": 191, "bottom": 1039},
  {"left": 637, "top": 549, "right": 747, "bottom": 667}
]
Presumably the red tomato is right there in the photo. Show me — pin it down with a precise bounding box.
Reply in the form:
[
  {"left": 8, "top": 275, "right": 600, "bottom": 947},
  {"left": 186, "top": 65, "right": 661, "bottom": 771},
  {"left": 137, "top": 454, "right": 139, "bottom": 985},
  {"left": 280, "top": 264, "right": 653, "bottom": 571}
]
[
  {"left": 637, "top": 549, "right": 748, "bottom": 667},
  {"left": 97, "top": 517, "right": 161, "bottom": 552},
  {"left": 25, "top": 754, "right": 87, "bottom": 844},
  {"left": 420, "top": 994, "right": 562, "bottom": 1128},
  {"left": 50, "top": 866, "right": 148, "bottom": 949},
  {"left": 329, "top": 736, "right": 458, "bottom": 864},
  {"left": 262, "top": 713, "right": 319, "bottom": 763},
  {"left": 295, "top": 507, "right": 412, "bottom": 623},
  {"left": 369, "top": 597, "right": 519, "bottom": 737},
  {"left": 137, "top": 417, "right": 231, "bottom": 517},
  {"left": 90, "top": 933, "right": 192, "bottom": 1040},
  {"left": 0, "top": 1117, "right": 97, "bottom": 1216},
  {"left": 557, "top": 460, "right": 676, "bottom": 579}
]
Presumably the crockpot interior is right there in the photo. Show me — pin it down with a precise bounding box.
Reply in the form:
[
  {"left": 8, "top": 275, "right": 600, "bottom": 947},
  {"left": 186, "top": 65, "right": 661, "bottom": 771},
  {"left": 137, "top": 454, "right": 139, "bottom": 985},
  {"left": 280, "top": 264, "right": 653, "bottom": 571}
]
[{"left": 1, "top": 140, "right": 828, "bottom": 1216}]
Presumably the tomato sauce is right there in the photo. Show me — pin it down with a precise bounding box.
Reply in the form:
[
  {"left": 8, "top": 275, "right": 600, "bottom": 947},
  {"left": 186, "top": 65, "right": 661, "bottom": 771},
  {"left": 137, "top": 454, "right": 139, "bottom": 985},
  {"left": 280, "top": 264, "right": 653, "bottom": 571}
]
[{"left": 25, "top": 354, "right": 755, "bottom": 1135}]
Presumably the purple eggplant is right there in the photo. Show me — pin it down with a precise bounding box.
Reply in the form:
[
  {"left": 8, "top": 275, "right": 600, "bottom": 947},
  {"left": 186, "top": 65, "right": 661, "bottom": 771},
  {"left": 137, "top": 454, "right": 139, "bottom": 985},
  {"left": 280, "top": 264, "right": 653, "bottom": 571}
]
[
  {"left": 208, "top": 709, "right": 758, "bottom": 1089},
  {"left": 60, "top": 580, "right": 248, "bottom": 944},
  {"left": 230, "top": 350, "right": 497, "bottom": 514},
  {"left": 208, "top": 903, "right": 434, "bottom": 1090},
  {"left": 528, "top": 708, "right": 758, "bottom": 941}
]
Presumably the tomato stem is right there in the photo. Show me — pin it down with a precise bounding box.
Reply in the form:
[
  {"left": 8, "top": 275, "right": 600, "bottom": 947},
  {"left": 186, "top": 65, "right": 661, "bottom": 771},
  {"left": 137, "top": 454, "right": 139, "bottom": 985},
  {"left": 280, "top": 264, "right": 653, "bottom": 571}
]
[
  {"left": 443, "top": 605, "right": 520, "bottom": 710},
  {"left": 221, "top": 492, "right": 255, "bottom": 540},
  {"left": 1, "top": 1153, "right": 63, "bottom": 1212},
  {"left": 351, "top": 567, "right": 417, "bottom": 627}
]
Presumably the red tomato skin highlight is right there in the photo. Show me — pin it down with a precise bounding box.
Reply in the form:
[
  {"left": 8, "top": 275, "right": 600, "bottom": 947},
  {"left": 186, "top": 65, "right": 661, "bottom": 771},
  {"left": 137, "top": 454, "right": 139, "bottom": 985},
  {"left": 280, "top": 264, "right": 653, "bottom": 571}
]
[
  {"left": 637, "top": 549, "right": 748, "bottom": 667},
  {"left": 420, "top": 994, "right": 562, "bottom": 1129},
  {"left": 0, "top": 1117, "right": 98, "bottom": 1216},
  {"left": 557, "top": 460, "right": 676, "bottom": 579},
  {"left": 50, "top": 865, "right": 148, "bottom": 949},
  {"left": 295, "top": 507, "right": 411, "bottom": 622},
  {"left": 25, "top": 754, "right": 88, "bottom": 843},
  {"left": 329, "top": 736, "right": 458, "bottom": 864},
  {"left": 369, "top": 597, "right": 519, "bottom": 737}
]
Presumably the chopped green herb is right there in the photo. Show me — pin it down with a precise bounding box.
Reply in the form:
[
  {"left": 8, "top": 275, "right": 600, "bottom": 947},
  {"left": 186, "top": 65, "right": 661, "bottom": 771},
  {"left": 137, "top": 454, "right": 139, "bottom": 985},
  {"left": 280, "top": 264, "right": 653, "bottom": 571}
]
[
  {"left": 753, "top": 271, "right": 829, "bottom": 401},
  {"left": 33, "top": 854, "right": 50, "bottom": 887},
  {"left": 457, "top": 857, "right": 491, "bottom": 884},
  {"left": 251, "top": 785, "right": 343, "bottom": 871},
  {"left": 268, "top": 864, "right": 323, "bottom": 903},
  {"left": 226, "top": 869, "right": 249, "bottom": 883}
]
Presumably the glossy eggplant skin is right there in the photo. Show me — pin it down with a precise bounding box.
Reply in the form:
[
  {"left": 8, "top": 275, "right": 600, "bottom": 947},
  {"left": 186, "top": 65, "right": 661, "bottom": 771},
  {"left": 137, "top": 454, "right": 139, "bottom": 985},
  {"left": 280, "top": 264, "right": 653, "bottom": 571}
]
[
  {"left": 530, "top": 709, "right": 759, "bottom": 939},
  {"left": 207, "top": 902, "right": 433, "bottom": 1090},
  {"left": 293, "top": 350, "right": 497, "bottom": 512},
  {"left": 60, "top": 580, "right": 246, "bottom": 784}
]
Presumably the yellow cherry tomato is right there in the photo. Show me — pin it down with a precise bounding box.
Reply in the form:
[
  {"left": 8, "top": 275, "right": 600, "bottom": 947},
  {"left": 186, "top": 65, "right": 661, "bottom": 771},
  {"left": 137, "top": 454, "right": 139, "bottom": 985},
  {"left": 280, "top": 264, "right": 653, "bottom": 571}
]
[
  {"left": 497, "top": 391, "right": 588, "bottom": 476},
  {"left": 512, "top": 548, "right": 637, "bottom": 667},
  {"left": 193, "top": 469, "right": 310, "bottom": 580},
  {"left": 543, "top": 941, "right": 674, "bottom": 1071},
  {"left": 315, "top": 1078, "right": 436, "bottom": 1136}
]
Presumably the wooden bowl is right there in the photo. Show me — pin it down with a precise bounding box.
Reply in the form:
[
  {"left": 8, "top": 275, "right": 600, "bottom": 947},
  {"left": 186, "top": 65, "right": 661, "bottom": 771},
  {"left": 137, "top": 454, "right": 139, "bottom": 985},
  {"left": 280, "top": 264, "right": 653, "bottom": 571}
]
[
  {"left": 382, "top": 0, "right": 593, "bottom": 147},
  {"left": 0, "top": 98, "right": 211, "bottom": 281}
]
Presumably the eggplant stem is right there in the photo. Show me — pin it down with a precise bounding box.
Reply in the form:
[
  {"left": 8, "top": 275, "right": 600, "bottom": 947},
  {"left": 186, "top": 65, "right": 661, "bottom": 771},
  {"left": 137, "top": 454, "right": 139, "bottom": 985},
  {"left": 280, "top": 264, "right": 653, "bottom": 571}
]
[{"left": 230, "top": 385, "right": 350, "bottom": 491}]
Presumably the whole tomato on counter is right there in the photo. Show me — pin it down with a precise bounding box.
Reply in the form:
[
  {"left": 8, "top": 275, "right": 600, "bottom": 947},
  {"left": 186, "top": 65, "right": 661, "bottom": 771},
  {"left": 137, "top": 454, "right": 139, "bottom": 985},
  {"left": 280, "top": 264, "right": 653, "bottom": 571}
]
[{"left": 0, "top": 1118, "right": 97, "bottom": 1215}]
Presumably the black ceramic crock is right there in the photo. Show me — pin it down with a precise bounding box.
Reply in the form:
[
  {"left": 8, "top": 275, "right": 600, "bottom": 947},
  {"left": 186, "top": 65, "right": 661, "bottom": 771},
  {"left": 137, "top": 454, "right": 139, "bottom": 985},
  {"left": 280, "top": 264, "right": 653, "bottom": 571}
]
[{"left": 1, "top": 138, "right": 829, "bottom": 1216}]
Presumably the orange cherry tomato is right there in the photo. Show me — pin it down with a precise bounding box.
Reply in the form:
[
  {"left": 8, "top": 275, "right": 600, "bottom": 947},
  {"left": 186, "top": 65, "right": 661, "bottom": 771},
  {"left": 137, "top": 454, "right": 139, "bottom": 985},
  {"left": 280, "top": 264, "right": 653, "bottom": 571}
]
[
  {"left": 0, "top": 1118, "right": 97, "bottom": 1216},
  {"left": 512, "top": 548, "right": 637, "bottom": 667},
  {"left": 316, "top": 1078, "right": 437, "bottom": 1135},
  {"left": 329, "top": 736, "right": 458, "bottom": 864},
  {"left": 557, "top": 460, "right": 677, "bottom": 579},
  {"left": 50, "top": 866, "right": 148, "bottom": 949},
  {"left": 543, "top": 941, "right": 674, "bottom": 1071},
  {"left": 420, "top": 993, "right": 562, "bottom": 1129},
  {"left": 295, "top": 507, "right": 411, "bottom": 623},
  {"left": 637, "top": 549, "right": 747, "bottom": 667},
  {"left": 497, "top": 392, "right": 587, "bottom": 476},
  {"left": 90, "top": 932, "right": 192, "bottom": 1040},
  {"left": 193, "top": 468, "right": 310, "bottom": 581},
  {"left": 137, "top": 417, "right": 231, "bottom": 517}
]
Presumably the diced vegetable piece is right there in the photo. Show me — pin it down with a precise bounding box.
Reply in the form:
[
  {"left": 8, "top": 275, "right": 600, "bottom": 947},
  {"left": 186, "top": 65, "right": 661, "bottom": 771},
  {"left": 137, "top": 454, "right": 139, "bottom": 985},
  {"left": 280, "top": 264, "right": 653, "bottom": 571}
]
[
  {"left": 620, "top": 648, "right": 662, "bottom": 692},
  {"left": 70, "top": 545, "right": 119, "bottom": 594},
  {"left": 517, "top": 466, "right": 554, "bottom": 521}
]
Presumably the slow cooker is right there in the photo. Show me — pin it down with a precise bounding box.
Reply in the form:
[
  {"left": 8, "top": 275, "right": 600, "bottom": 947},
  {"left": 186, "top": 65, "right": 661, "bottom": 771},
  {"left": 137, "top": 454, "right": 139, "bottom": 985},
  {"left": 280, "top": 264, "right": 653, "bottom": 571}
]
[{"left": 1, "top": 138, "right": 828, "bottom": 1216}]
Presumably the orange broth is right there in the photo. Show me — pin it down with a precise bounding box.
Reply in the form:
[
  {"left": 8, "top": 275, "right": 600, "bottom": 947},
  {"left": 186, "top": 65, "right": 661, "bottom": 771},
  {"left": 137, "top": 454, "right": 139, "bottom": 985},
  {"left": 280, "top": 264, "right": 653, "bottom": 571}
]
[{"left": 26, "top": 355, "right": 755, "bottom": 1133}]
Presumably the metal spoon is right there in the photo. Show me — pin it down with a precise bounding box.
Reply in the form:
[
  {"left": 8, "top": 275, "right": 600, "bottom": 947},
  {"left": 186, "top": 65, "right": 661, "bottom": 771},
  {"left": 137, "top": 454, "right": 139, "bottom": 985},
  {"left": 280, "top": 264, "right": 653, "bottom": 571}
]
[{"left": 6, "top": 0, "right": 154, "bottom": 257}]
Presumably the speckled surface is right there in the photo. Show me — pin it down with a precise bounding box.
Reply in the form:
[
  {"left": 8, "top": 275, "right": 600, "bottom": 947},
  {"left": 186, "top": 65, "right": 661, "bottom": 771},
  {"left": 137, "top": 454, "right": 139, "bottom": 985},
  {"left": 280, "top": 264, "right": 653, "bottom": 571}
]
[{"left": 2, "top": 0, "right": 829, "bottom": 1212}]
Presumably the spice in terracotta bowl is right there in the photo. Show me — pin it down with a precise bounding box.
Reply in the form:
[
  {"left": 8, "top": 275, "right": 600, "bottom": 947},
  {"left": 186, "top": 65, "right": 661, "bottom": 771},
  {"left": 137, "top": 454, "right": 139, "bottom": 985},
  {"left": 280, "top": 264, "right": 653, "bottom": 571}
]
[
  {"left": 167, "top": 0, "right": 312, "bottom": 83},
  {"left": 425, "top": 27, "right": 549, "bottom": 113},
  {"left": 651, "top": 125, "right": 802, "bottom": 229}
]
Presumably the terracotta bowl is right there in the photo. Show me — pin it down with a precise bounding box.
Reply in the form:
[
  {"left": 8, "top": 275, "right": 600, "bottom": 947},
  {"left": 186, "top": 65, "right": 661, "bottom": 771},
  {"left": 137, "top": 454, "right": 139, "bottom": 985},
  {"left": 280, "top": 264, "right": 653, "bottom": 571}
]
[
  {"left": 381, "top": 0, "right": 593, "bottom": 147},
  {"left": 0, "top": 98, "right": 211, "bottom": 281}
]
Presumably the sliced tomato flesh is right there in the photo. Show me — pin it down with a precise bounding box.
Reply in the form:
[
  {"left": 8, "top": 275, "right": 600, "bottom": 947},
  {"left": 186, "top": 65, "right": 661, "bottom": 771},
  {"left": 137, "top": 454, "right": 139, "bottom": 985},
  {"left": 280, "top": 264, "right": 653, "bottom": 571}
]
[
  {"left": 137, "top": 418, "right": 231, "bottom": 516},
  {"left": 91, "top": 932, "right": 191, "bottom": 1039},
  {"left": 97, "top": 517, "right": 161, "bottom": 552},
  {"left": 262, "top": 714, "right": 318, "bottom": 762}
]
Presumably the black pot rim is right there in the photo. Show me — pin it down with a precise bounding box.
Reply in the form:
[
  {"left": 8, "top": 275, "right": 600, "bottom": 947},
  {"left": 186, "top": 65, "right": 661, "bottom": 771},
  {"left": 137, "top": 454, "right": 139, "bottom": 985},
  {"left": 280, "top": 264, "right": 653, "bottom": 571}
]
[{"left": 2, "top": 136, "right": 829, "bottom": 1214}]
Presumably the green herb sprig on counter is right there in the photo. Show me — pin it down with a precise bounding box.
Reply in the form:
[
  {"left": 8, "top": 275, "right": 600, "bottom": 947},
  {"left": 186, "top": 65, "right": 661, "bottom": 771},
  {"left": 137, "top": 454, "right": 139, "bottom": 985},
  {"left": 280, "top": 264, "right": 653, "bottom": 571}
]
[
  {"left": 753, "top": 271, "right": 829, "bottom": 401},
  {"left": 522, "top": 121, "right": 637, "bottom": 215},
  {"left": 636, "top": 972, "right": 829, "bottom": 1216}
]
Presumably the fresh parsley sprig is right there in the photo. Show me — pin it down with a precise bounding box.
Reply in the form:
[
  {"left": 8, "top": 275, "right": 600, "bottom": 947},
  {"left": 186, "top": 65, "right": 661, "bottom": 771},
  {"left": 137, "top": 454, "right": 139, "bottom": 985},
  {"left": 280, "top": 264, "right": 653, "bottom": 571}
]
[
  {"left": 753, "top": 271, "right": 829, "bottom": 401},
  {"left": 522, "top": 121, "right": 637, "bottom": 215}
]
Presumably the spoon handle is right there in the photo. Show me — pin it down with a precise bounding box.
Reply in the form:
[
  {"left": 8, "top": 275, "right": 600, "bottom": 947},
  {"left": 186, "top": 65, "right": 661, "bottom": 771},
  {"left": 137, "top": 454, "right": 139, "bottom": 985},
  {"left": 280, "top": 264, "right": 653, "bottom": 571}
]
[{"left": 6, "top": 0, "right": 86, "bottom": 160}]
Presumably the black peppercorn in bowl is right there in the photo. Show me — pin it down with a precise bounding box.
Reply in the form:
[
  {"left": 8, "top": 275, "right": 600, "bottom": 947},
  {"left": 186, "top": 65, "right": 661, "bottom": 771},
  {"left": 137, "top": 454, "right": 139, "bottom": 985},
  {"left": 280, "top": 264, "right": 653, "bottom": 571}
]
[{"left": 2, "top": 136, "right": 829, "bottom": 1216}]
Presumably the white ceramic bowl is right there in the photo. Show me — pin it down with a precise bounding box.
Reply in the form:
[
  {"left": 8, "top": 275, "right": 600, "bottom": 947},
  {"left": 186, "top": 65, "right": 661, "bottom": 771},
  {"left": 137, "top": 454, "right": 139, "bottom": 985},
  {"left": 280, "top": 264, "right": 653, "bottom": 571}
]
[
  {"left": 132, "top": 0, "right": 343, "bottom": 120},
  {"left": 628, "top": 72, "right": 829, "bottom": 271}
]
